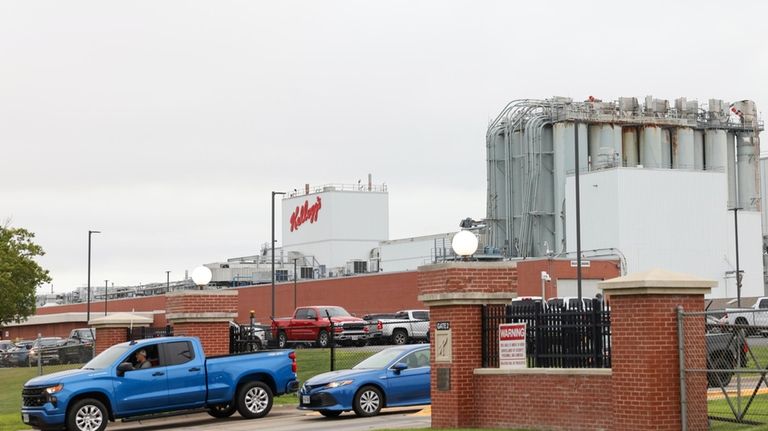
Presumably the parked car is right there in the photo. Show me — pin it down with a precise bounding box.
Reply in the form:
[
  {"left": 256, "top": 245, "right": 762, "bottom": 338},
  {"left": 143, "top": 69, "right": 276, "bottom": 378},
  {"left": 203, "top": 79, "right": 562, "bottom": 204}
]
[
  {"left": 21, "top": 336, "right": 299, "bottom": 431},
  {"left": 271, "top": 306, "right": 369, "bottom": 348},
  {"left": 69, "top": 328, "right": 95, "bottom": 344},
  {"left": 546, "top": 297, "right": 594, "bottom": 311},
  {"left": 299, "top": 344, "right": 430, "bottom": 417},
  {"left": 1, "top": 341, "right": 34, "bottom": 367},
  {"left": 0, "top": 340, "right": 14, "bottom": 353},
  {"left": 28, "top": 337, "right": 64, "bottom": 365},
  {"left": 725, "top": 297, "right": 768, "bottom": 336},
  {"left": 373, "top": 310, "right": 430, "bottom": 345}
]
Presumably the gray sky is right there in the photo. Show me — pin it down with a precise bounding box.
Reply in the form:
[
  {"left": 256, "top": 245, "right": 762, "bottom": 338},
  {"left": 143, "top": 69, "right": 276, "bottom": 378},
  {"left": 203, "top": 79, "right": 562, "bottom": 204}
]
[{"left": 1, "top": 1, "right": 766, "bottom": 293}]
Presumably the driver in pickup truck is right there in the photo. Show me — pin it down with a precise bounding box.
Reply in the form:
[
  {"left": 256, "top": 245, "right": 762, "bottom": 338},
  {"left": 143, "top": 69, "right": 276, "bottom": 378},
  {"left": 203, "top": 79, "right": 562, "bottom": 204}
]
[{"left": 135, "top": 349, "right": 151, "bottom": 369}]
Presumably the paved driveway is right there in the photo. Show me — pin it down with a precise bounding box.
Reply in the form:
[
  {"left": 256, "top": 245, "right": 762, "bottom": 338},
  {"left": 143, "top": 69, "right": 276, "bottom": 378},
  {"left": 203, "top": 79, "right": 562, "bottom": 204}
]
[{"left": 105, "top": 405, "right": 430, "bottom": 431}]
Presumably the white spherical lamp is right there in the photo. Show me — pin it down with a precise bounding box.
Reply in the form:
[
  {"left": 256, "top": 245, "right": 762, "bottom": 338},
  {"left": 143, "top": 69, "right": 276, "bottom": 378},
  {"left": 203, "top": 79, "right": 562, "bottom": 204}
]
[
  {"left": 191, "top": 266, "right": 213, "bottom": 288},
  {"left": 452, "top": 230, "right": 479, "bottom": 257}
]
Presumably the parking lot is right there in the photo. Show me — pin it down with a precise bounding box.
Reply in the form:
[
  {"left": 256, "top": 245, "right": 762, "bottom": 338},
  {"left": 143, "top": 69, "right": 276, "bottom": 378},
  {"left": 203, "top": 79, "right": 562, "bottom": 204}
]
[{"left": 98, "top": 405, "right": 430, "bottom": 431}]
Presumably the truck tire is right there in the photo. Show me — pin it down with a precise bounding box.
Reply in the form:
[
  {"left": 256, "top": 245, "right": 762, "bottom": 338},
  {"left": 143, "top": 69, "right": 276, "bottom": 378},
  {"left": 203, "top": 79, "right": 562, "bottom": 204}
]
[
  {"left": 392, "top": 329, "right": 408, "bottom": 345},
  {"left": 707, "top": 352, "right": 735, "bottom": 388},
  {"left": 236, "top": 381, "right": 273, "bottom": 419},
  {"left": 208, "top": 403, "right": 236, "bottom": 418},
  {"left": 316, "top": 330, "right": 329, "bottom": 348},
  {"left": 67, "top": 398, "right": 108, "bottom": 431},
  {"left": 278, "top": 331, "right": 288, "bottom": 349},
  {"left": 353, "top": 385, "right": 383, "bottom": 417}
]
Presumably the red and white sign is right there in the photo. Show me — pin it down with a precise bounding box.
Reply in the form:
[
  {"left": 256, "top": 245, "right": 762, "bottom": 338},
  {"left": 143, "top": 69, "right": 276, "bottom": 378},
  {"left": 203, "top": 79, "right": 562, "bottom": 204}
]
[
  {"left": 499, "top": 323, "right": 526, "bottom": 369},
  {"left": 290, "top": 197, "right": 322, "bottom": 232}
]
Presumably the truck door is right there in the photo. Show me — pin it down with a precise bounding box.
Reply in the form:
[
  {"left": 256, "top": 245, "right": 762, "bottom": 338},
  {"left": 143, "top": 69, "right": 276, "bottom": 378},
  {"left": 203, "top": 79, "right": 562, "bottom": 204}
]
[
  {"left": 113, "top": 344, "right": 168, "bottom": 415},
  {"left": 163, "top": 341, "right": 206, "bottom": 408},
  {"left": 292, "top": 308, "right": 315, "bottom": 341}
]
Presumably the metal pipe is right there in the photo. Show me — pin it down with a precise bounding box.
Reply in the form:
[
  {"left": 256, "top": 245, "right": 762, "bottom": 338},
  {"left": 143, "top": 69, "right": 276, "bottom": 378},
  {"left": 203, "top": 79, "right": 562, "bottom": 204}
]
[
  {"left": 271, "top": 191, "right": 286, "bottom": 318},
  {"left": 574, "top": 122, "right": 583, "bottom": 300},
  {"left": 677, "top": 306, "right": 688, "bottom": 431},
  {"left": 104, "top": 280, "right": 108, "bottom": 316}
]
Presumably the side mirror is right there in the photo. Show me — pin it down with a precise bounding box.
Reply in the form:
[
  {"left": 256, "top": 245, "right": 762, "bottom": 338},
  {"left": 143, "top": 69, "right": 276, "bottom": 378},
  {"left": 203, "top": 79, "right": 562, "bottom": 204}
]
[
  {"left": 117, "top": 362, "right": 133, "bottom": 376},
  {"left": 392, "top": 362, "right": 408, "bottom": 374}
]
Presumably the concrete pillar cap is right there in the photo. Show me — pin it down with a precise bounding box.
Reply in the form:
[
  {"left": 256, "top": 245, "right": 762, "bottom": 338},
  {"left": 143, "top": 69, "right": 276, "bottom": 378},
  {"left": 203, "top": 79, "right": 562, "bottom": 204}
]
[
  {"left": 89, "top": 312, "right": 153, "bottom": 327},
  {"left": 599, "top": 268, "right": 715, "bottom": 296}
]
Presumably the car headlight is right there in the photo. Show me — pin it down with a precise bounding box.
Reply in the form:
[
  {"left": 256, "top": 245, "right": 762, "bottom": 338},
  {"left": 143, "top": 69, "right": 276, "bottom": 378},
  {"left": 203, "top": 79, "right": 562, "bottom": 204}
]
[
  {"left": 324, "top": 380, "right": 353, "bottom": 389},
  {"left": 45, "top": 384, "right": 64, "bottom": 394}
]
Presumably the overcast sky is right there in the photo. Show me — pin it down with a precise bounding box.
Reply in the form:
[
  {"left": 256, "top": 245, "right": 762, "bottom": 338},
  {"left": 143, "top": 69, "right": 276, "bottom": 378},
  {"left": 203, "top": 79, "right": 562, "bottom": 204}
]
[{"left": 1, "top": 1, "right": 766, "bottom": 293}]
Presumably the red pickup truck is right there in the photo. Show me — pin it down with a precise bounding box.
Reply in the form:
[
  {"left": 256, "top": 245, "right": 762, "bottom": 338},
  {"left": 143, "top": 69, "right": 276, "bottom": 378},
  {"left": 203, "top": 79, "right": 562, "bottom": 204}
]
[{"left": 271, "top": 306, "right": 369, "bottom": 348}]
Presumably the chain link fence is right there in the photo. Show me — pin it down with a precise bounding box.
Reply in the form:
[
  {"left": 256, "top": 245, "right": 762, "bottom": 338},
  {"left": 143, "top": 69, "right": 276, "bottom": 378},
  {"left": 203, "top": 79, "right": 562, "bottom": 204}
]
[
  {"left": 328, "top": 319, "right": 429, "bottom": 371},
  {"left": 679, "top": 308, "right": 768, "bottom": 430}
]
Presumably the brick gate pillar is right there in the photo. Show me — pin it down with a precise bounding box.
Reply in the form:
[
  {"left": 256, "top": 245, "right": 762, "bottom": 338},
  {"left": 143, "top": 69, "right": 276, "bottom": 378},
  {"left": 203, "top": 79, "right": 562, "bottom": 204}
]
[
  {"left": 165, "top": 290, "right": 238, "bottom": 356},
  {"left": 600, "top": 269, "right": 714, "bottom": 431},
  {"left": 418, "top": 262, "right": 517, "bottom": 429},
  {"left": 89, "top": 312, "right": 153, "bottom": 354}
]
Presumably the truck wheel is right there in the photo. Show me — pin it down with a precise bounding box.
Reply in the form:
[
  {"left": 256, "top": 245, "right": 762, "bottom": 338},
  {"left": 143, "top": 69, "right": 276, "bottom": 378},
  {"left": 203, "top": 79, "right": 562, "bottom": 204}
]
[
  {"left": 353, "top": 385, "right": 382, "bottom": 417},
  {"left": 707, "top": 353, "right": 735, "bottom": 388},
  {"left": 208, "top": 403, "right": 236, "bottom": 418},
  {"left": 236, "top": 381, "right": 273, "bottom": 419},
  {"left": 67, "top": 398, "right": 108, "bottom": 431},
  {"left": 316, "top": 330, "right": 329, "bottom": 348},
  {"left": 319, "top": 410, "right": 342, "bottom": 418},
  {"left": 278, "top": 331, "right": 288, "bottom": 349},
  {"left": 392, "top": 329, "right": 408, "bottom": 345}
]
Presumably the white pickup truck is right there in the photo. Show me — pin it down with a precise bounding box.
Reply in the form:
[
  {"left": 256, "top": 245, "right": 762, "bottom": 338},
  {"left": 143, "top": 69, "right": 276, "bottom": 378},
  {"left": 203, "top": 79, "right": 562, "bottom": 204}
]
[
  {"left": 725, "top": 297, "right": 768, "bottom": 336},
  {"left": 371, "top": 310, "right": 430, "bottom": 345}
]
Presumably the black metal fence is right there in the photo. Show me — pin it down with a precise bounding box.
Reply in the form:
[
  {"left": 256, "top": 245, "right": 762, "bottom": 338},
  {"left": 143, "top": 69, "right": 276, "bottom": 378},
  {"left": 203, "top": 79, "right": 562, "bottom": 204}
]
[
  {"left": 481, "top": 299, "right": 611, "bottom": 368},
  {"left": 128, "top": 325, "right": 173, "bottom": 341},
  {"left": 230, "top": 324, "right": 273, "bottom": 354}
]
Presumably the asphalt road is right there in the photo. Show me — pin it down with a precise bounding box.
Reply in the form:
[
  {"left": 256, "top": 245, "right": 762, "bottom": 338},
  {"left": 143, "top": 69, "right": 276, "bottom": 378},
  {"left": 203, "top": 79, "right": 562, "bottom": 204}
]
[{"left": 103, "top": 405, "right": 430, "bottom": 431}]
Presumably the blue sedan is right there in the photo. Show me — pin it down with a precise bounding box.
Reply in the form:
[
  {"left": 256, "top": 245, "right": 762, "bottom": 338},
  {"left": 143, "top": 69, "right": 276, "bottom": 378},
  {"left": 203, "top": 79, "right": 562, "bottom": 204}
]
[{"left": 298, "top": 344, "right": 430, "bottom": 417}]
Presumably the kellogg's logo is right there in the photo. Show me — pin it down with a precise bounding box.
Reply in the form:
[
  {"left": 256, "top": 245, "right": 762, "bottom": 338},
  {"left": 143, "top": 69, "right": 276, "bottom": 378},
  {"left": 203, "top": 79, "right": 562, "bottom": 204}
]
[{"left": 290, "top": 197, "right": 322, "bottom": 232}]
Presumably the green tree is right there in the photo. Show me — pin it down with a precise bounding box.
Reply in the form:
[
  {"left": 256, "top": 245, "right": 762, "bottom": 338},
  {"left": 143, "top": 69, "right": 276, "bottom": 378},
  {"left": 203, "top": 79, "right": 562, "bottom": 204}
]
[{"left": 0, "top": 225, "right": 51, "bottom": 326}]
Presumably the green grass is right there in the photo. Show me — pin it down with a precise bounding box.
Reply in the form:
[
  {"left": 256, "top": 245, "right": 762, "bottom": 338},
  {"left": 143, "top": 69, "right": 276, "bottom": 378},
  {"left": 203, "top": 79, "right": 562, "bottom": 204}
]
[
  {"left": 709, "top": 392, "right": 768, "bottom": 430},
  {"left": 0, "top": 364, "right": 81, "bottom": 431}
]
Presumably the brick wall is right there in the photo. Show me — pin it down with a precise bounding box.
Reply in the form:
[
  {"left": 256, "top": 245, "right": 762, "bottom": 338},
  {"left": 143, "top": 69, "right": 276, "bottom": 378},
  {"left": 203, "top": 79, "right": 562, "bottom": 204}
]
[
  {"left": 430, "top": 305, "right": 483, "bottom": 428},
  {"left": 473, "top": 373, "right": 613, "bottom": 431},
  {"left": 418, "top": 265, "right": 518, "bottom": 296},
  {"left": 515, "top": 259, "right": 621, "bottom": 298},
  {"left": 166, "top": 292, "right": 238, "bottom": 315},
  {"left": 172, "top": 322, "right": 230, "bottom": 356},
  {"left": 611, "top": 294, "right": 704, "bottom": 431},
  {"left": 94, "top": 327, "right": 129, "bottom": 354}
]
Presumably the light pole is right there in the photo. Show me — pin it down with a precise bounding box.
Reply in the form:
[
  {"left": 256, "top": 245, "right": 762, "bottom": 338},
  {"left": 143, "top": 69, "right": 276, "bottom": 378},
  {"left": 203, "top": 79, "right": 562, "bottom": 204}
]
[
  {"left": 731, "top": 207, "right": 743, "bottom": 307},
  {"left": 293, "top": 258, "right": 299, "bottom": 310},
  {"left": 540, "top": 271, "right": 551, "bottom": 301},
  {"left": 87, "top": 230, "right": 101, "bottom": 324},
  {"left": 574, "top": 122, "right": 583, "bottom": 301},
  {"left": 104, "top": 280, "right": 108, "bottom": 316},
  {"left": 166, "top": 270, "right": 171, "bottom": 293},
  {"left": 271, "top": 191, "right": 286, "bottom": 317}
]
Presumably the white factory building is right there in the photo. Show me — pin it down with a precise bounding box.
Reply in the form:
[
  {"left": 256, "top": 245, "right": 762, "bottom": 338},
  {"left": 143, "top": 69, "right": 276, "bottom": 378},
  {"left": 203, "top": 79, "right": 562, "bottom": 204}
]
[{"left": 487, "top": 96, "right": 765, "bottom": 298}]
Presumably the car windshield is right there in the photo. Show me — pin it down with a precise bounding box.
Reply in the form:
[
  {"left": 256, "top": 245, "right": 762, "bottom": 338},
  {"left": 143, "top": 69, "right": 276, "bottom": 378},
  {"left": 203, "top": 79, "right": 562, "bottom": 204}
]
[
  {"left": 83, "top": 344, "right": 130, "bottom": 369},
  {"left": 34, "top": 339, "right": 61, "bottom": 348},
  {"left": 318, "top": 307, "right": 350, "bottom": 318},
  {"left": 353, "top": 348, "right": 410, "bottom": 370},
  {"left": 75, "top": 330, "right": 94, "bottom": 340}
]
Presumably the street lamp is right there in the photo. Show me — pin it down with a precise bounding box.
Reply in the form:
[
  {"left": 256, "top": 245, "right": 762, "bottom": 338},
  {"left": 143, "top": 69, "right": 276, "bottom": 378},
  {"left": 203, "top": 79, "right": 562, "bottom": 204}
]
[
  {"left": 166, "top": 270, "right": 171, "bottom": 293},
  {"left": 293, "top": 258, "right": 299, "bottom": 310},
  {"left": 191, "top": 266, "right": 212, "bottom": 290},
  {"left": 451, "top": 230, "right": 479, "bottom": 258},
  {"left": 271, "top": 191, "right": 286, "bottom": 317},
  {"left": 731, "top": 207, "right": 743, "bottom": 307},
  {"left": 573, "top": 122, "right": 583, "bottom": 301},
  {"left": 87, "top": 230, "right": 101, "bottom": 324},
  {"left": 104, "top": 280, "right": 108, "bottom": 316}
]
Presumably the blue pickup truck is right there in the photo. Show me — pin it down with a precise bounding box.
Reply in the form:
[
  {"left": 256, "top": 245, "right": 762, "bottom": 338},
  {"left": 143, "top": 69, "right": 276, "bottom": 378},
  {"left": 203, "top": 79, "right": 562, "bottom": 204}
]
[{"left": 21, "top": 336, "right": 299, "bottom": 431}]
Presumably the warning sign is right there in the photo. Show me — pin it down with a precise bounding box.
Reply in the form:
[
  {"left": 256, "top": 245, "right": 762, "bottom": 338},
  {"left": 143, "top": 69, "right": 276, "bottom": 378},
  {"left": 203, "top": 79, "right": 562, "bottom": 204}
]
[{"left": 499, "top": 323, "right": 527, "bottom": 369}]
